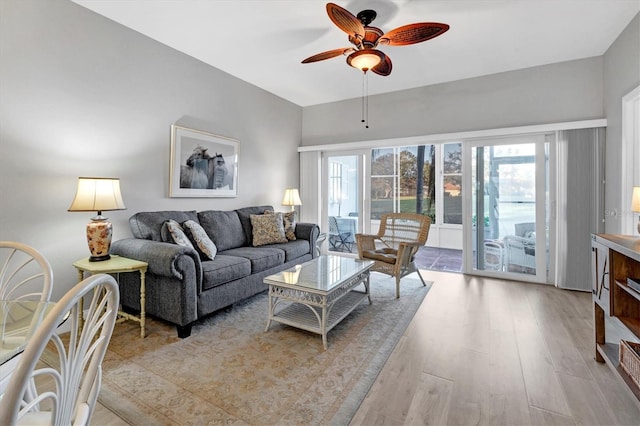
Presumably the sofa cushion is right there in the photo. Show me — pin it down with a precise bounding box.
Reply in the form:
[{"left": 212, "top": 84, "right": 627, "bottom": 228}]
[
  {"left": 197, "top": 210, "right": 245, "bottom": 252},
  {"left": 250, "top": 213, "right": 288, "bottom": 246},
  {"left": 201, "top": 255, "right": 251, "bottom": 290},
  {"left": 129, "top": 211, "right": 198, "bottom": 241},
  {"left": 220, "top": 247, "right": 285, "bottom": 273},
  {"left": 236, "top": 205, "right": 273, "bottom": 246},
  {"left": 182, "top": 220, "right": 217, "bottom": 260},
  {"left": 265, "top": 210, "right": 297, "bottom": 241},
  {"left": 161, "top": 220, "right": 195, "bottom": 250},
  {"left": 261, "top": 240, "right": 310, "bottom": 263}
]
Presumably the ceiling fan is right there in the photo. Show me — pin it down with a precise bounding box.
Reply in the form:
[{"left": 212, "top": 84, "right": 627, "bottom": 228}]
[{"left": 301, "top": 2, "right": 450, "bottom": 76}]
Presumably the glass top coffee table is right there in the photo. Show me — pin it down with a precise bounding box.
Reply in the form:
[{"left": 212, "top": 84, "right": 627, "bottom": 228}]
[{"left": 264, "top": 255, "right": 374, "bottom": 350}]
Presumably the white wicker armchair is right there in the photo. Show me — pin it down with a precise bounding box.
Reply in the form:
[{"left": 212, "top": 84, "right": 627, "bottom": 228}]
[
  {"left": 504, "top": 235, "right": 536, "bottom": 272},
  {"left": 355, "top": 213, "right": 431, "bottom": 298},
  {"left": 504, "top": 222, "right": 537, "bottom": 273}
]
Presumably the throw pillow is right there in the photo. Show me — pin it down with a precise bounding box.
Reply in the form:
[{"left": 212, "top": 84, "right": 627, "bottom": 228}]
[
  {"left": 265, "top": 210, "right": 297, "bottom": 241},
  {"left": 250, "top": 213, "right": 288, "bottom": 246},
  {"left": 164, "top": 219, "right": 195, "bottom": 250},
  {"left": 182, "top": 220, "right": 217, "bottom": 260}
]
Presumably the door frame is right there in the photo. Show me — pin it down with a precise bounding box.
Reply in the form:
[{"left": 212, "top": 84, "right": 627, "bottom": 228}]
[
  {"left": 462, "top": 134, "right": 551, "bottom": 283},
  {"left": 321, "top": 149, "right": 368, "bottom": 255}
]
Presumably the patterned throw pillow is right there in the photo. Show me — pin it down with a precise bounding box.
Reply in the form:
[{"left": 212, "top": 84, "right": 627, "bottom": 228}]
[
  {"left": 265, "top": 210, "right": 297, "bottom": 241},
  {"left": 165, "top": 220, "right": 195, "bottom": 250},
  {"left": 250, "top": 213, "right": 288, "bottom": 246},
  {"left": 182, "top": 220, "right": 217, "bottom": 260}
]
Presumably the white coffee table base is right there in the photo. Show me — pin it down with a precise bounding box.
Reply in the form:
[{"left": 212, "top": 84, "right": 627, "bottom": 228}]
[{"left": 265, "top": 268, "right": 371, "bottom": 350}]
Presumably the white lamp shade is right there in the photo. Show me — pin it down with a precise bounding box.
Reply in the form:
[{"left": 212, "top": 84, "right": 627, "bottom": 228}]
[
  {"left": 632, "top": 186, "right": 640, "bottom": 213},
  {"left": 282, "top": 188, "right": 302, "bottom": 207},
  {"left": 68, "top": 177, "right": 126, "bottom": 213}
]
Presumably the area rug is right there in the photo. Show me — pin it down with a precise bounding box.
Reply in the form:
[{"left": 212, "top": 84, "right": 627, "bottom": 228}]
[{"left": 99, "top": 272, "right": 432, "bottom": 425}]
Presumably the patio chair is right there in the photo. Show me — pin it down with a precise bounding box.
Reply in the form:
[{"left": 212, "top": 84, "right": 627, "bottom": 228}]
[
  {"left": 328, "top": 216, "right": 354, "bottom": 252},
  {"left": 504, "top": 235, "right": 536, "bottom": 272},
  {"left": 483, "top": 240, "right": 504, "bottom": 271},
  {"left": 504, "top": 222, "right": 536, "bottom": 273},
  {"left": 355, "top": 213, "right": 431, "bottom": 298}
]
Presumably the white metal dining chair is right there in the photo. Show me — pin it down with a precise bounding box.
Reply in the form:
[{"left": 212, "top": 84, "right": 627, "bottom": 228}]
[
  {"left": 0, "top": 241, "right": 53, "bottom": 303},
  {"left": 0, "top": 273, "right": 119, "bottom": 425},
  {"left": 0, "top": 241, "right": 54, "bottom": 400}
]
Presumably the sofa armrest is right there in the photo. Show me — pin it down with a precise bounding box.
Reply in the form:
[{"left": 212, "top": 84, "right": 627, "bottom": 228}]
[
  {"left": 110, "top": 238, "right": 202, "bottom": 283},
  {"left": 295, "top": 222, "right": 320, "bottom": 257}
]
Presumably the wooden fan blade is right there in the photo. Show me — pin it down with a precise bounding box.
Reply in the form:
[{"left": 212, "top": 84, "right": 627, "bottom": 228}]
[
  {"left": 378, "top": 23, "right": 449, "bottom": 46},
  {"left": 326, "top": 3, "right": 365, "bottom": 40},
  {"left": 371, "top": 53, "right": 392, "bottom": 76},
  {"left": 301, "top": 48, "right": 354, "bottom": 63}
]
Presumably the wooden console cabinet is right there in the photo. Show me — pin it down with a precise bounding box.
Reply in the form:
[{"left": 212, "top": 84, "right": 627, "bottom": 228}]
[{"left": 592, "top": 233, "right": 640, "bottom": 404}]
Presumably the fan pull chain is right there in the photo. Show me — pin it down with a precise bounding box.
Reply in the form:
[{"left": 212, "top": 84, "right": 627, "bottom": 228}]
[
  {"left": 361, "top": 72, "right": 365, "bottom": 125},
  {"left": 361, "top": 71, "right": 370, "bottom": 129}
]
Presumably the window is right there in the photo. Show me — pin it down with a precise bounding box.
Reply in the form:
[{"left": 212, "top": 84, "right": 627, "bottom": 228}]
[
  {"left": 370, "top": 145, "right": 435, "bottom": 222},
  {"left": 442, "top": 143, "right": 462, "bottom": 225}
]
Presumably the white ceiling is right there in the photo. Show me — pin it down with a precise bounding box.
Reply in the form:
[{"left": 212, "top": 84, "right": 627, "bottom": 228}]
[{"left": 73, "top": 0, "right": 639, "bottom": 107}]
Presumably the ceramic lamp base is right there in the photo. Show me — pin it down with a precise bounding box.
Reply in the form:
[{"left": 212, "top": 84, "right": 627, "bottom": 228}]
[{"left": 87, "top": 216, "right": 112, "bottom": 262}]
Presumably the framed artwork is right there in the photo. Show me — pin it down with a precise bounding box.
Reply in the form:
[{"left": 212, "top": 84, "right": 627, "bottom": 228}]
[{"left": 169, "top": 125, "right": 239, "bottom": 197}]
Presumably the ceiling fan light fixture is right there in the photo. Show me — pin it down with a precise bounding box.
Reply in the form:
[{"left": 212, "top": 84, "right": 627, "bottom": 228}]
[{"left": 347, "top": 49, "right": 384, "bottom": 72}]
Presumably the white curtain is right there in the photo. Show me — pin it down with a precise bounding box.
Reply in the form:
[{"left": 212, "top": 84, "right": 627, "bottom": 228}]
[{"left": 555, "top": 127, "right": 605, "bottom": 291}]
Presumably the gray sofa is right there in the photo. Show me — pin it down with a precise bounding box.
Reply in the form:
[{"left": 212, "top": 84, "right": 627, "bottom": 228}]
[{"left": 110, "top": 205, "right": 319, "bottom": 337}]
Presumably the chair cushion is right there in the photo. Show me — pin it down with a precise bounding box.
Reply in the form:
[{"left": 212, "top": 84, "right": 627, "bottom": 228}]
[
  {"left": 201, "top": 255, "right": 251, "bottom": 290},
  {"left": 363, "top": 248, "right": 398, "bottom": 265},
  {"left": 220, "top": 247, "right": 285, "bottom": 273},
  {"left": 197, "top": 210, "right": 246, "bottom": 252},
  {"left": 261, "top": 239, "right": 309, "bottom": 262}
]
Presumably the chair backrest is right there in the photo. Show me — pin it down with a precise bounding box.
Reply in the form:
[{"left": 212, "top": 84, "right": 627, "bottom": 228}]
[
  {"left": 328, "top": 216, "right": 340, "bottom": 235},
  {"left": 514, "top": 222, "right": 535, "bottom": 238},
  {"left": 377, "top": 213, "right": 431, "bottom": 249},
  {"left": 0, "top": 274, "right": 119, "bottom": 426},
  {"left": 0, "top": 241, "right": 52, "bottom": 302}
]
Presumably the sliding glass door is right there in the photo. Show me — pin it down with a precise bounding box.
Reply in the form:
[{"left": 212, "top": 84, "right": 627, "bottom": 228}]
[
  {"left": 323, "top": 152, "right": 365, "bottom": 255},
  {"left": 464, "top": 135, "right": 550, "bottom": 283}
]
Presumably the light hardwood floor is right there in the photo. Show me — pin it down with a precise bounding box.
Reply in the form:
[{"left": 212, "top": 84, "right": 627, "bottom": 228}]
[
  {"left": 94, "top": 270, "right": 640, "bottom": 425},
  {"left": 351, "top": 270, "right": 640, "bottom": 426}
]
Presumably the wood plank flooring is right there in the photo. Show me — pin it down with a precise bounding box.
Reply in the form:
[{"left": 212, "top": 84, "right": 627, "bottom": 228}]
[
  {"left": 351, "top": 271, "right": 640, "bottom": 425},
  {"left": 93, "top": 270, "right": 640, "bottom": 425}
]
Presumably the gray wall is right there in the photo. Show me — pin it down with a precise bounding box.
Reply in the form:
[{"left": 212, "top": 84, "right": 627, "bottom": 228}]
[
  {"left": 0, "top": 0, "right": 302, "bottom": 300},
  {"left": 302, "top": 57, "right": 604, "bottom": 145},
  {"left": 603, "top": 13, "right": 640, "bottom": 233}
]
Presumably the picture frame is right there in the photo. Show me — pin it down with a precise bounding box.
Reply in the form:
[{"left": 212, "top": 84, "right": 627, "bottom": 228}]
[{"left": 169, "top": 125, "right": 239, "bottom": 197}]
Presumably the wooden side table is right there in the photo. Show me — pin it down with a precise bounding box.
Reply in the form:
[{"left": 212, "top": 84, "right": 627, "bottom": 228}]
[{"left": 73, "top": 255, "right": 148, "bottom": 338}]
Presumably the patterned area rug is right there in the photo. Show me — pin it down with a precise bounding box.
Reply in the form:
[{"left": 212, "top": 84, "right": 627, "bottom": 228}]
[{"left": 99, "top": 272, "right": 431, "bottom": 425}]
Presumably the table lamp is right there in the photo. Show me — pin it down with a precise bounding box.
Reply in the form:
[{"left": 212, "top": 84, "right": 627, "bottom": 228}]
[
  {"left": 68, "top": 177, "right": 126, "bottom": 262},
  {"left": 632, "top": 186, "right": 640, "bottom": 234},
  {"left": 282, "top": 188, "right": 302, "bottom": 212}
]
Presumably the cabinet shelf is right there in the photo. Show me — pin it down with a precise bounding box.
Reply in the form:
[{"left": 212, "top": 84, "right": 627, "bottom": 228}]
[
  {"left": 619, "top": 316, "right": 640, "bottom": 339},
  {"left": 615, "top": 279, "right": 640, "bottom": 303},
  {"left": 593, "top": 233, "right": 640, "bottom": 408},
  {"left": 596, "top": 342, "right": 640, "bottom": 402}
]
